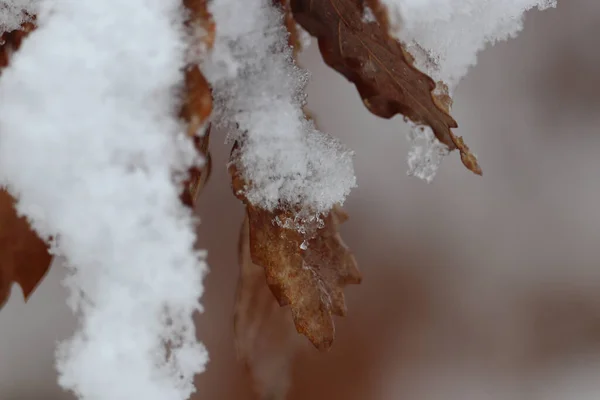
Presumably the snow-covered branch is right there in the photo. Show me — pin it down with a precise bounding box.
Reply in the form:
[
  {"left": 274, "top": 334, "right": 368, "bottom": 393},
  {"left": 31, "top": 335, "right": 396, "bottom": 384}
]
[{"left": 0, "top": 1, "right": 207, "bottom": 399}]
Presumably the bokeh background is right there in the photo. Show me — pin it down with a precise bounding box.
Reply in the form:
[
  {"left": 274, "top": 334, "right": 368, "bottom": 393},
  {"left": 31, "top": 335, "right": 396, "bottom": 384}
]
[{"left": 3, "top": 1, "right": 600, "bottom": 398}]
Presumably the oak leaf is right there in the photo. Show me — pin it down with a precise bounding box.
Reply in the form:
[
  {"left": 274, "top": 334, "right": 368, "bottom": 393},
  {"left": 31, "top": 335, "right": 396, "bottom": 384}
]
[
  {"left": 234, "top": 216, "right": 300, "bottom": 400},
  {"left": 290, "top": 0, "right": 482, "bottom": 175},
  {"left": 230, "top": 161, "right": 361, "bottom": 351}
]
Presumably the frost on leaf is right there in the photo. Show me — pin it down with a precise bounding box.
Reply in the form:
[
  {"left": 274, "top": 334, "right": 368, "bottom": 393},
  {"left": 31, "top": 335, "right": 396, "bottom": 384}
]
[
  {"left": 231, "top": 163, "right": 361, "bottom": 351},
  {"left": 0, "top": 190, "right": 51, "bottom": 308},
  {"left": 234, "top": 216, "right": 300, "bottom": 399},
  {"left": 290, "top": 0, "right": 482, "bottom": 176}
]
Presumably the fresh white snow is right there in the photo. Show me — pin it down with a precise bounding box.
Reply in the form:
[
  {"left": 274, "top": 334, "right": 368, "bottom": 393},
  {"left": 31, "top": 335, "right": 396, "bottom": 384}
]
[
  {"left": 202, "top": 0, "right": 356, "bottom": 219},
  {"left": 379, "top": 0, "right": 556, "bottom": 181},
  {"left": 0, "top": 0, "right": 37, "bottom": 31},
  {"left": 382, "top": 0, "right": 557, "bottom": 89},
  {"left": 0, "top": 1, "right": 208, "bottom": 399},
  {"left": 0, "top": 0, "right": 561, "bottom": 397}
]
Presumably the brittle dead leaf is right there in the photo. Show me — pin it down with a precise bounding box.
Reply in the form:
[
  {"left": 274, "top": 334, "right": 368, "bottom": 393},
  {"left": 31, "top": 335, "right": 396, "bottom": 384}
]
[
  {"left": 290, "top": 0, "right": 482, "bottom": 175},
  {"left": 180, "top": 0, "right": 214, "bottom": 207},
  {"left": 230, "top": 161, "right": 361, "bottom": 351},
  {"left": 235, "top": 216, "right": 300, "bottom": 400},
  {"left": 0, "top": 190, "right": 52, "bottom": 308}
]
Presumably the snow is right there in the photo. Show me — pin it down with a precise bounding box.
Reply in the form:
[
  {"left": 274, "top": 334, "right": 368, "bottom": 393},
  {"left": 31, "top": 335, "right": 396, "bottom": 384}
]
[
  {"left": 0, "top": 0, "right": 38, "bottom": 32},
  {"left": 0, "top": 0, "right": 562, "bottom": 395},
  {"left": 362, "top": 5, "right": 377, "bottom": 24},
  {"left": 406, "top": 125, "right": 449, "bottom": 183},
  {"left": 380, "top": 0, "right": 556, "bottom": 181},
  {"left": 202, "top": 0, "right": 356, "bottom": 219},
  {"left": 382, "top": 0, "right": 557, "bottom": 89},
  {"left": 295, "top": 23, "right": 312, "bottom": 50},
  {"left": 0, "top": 1, "right": 208, "bottom": 399}
]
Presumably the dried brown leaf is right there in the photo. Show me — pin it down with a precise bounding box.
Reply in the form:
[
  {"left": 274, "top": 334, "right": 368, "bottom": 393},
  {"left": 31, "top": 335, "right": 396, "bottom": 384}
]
[
  {"left": 290, "top": 0, "right": 482, "bottom": 175},
  {"left": 0, "top": 190, "right": 52, "bottom": 308},
  {"left": 180, "top": 0, "right": 214, "bottom": 207},
  {"left": 230, "top": 162, "right": 361, "bottom": 351},
  {"left": 235, "top": 216, "right": 300, "bottom": 400},
  {"left": 228, "top": 6, "right": 360, "bottom": 350}
]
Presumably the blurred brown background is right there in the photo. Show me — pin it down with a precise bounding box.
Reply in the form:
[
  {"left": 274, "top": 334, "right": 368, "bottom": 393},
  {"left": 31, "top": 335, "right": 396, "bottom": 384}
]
[{"left": 3, "top": 1, "right": 600, "bottom": 398}]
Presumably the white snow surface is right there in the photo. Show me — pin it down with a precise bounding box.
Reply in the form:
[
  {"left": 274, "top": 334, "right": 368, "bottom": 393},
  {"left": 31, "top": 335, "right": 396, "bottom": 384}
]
[
  {"left": 202, "top": 0, "right": 356, "bottom": 217},
  {"left": 406, "top": 125, "right": 449, "bottom": 183},
  {"left": 0, "top": 0, "right": 38, "bottom": 31},
  {"left": 0, "top": 1, "right": 208, "bottom": 399},
  {"left": 382, "top": 0, "right": 557, "bottom": 90}
]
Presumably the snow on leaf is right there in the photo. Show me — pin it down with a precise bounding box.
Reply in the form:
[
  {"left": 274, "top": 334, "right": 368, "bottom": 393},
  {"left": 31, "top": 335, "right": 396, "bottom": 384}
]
[
  {"left": 380, "top": 0, "right": 557, "bottom": 89},
  {"left": 375, "top": 0, "right": 554, "bottom": 180},
  {"left": 376, "top": 0, "right": 555, "bottom": 180},
  {"left": 202, "top": 0, "right": 356, "bottom": 218},
  {"left": 231, "top": 162, "right": 361, "bottom": 351},
  {"left": 0, "top": 189, "right": 51, "bottom": 308},
  {"left": 234, "top": 216, "right": 301, "bottom": 399},
  {"left": 290, "top": 0, "right": 482, "bottom": 176},
  {"left": 0, "top": 1, "right": 208, "bottom": 399}
]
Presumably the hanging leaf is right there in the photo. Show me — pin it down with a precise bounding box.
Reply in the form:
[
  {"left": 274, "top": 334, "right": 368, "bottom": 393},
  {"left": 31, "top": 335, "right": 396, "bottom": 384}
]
[
  {"left": 234, "top": 216, "right": 300, "bottom": 400},
  {"left": 290, "top": 0, "right": 482, "bottom": 175},
  {"left": 227, "top": 3, "right": 360, "bottom": 351},
  {"left": 230, "top": 161, "right": 361, "bottom": 351},
  {"left": 0, "top": 190, "right": 52, "bottom": 308}
]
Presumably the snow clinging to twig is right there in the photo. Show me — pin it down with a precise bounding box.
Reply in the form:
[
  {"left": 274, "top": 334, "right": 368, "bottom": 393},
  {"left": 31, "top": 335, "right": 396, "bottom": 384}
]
[
  {"left": 0, "top": 1, "right": 208, "bottom": 399},
  {"left": 202, "top": 0, "right": 356, "bottom": 217}
]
